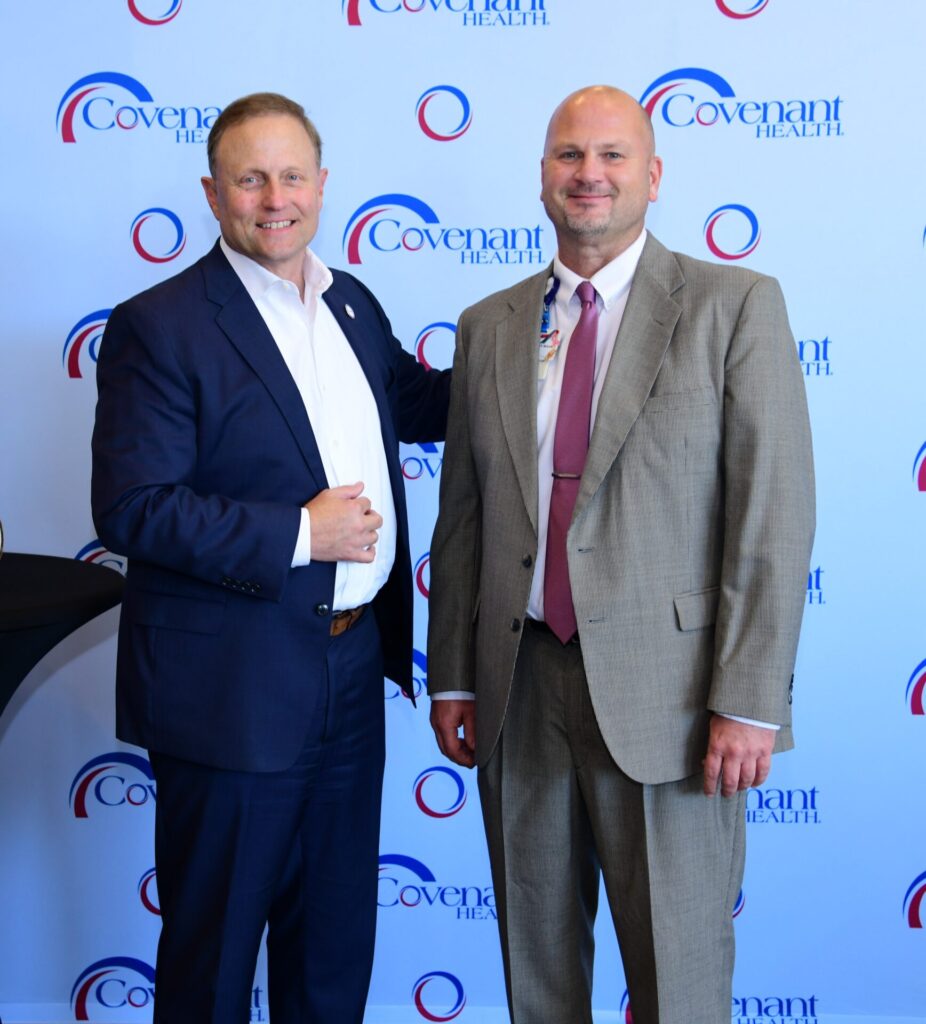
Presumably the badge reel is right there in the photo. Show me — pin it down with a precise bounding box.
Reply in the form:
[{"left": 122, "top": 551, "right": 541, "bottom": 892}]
[{"left": 538, "top": 276, "right": 562, "bottom": 381}]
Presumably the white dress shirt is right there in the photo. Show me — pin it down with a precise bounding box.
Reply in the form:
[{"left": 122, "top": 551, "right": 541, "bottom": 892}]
[
  {"left": 527, "top": 229, "right": 647, "bottom": 620},
  {"left": 221, "top": 239, "right": 395, "bottom": 611}
]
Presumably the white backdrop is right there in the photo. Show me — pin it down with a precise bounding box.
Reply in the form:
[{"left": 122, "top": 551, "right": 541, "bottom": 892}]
[{"left": 1, "top": 2, "right": 925, "bottom": 1022}]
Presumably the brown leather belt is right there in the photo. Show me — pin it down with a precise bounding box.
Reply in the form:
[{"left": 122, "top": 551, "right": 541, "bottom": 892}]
[{"left": 330, "top": 604, "right": 367, "bottom": 637}]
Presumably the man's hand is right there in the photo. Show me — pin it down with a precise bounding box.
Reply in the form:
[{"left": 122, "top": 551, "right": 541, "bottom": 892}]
[
  {"left": 430, "top": 699, "right": 476, "bottom": 769},
  {"left": 306, "top": 482, "right": 382, "bottom": 563},
  {"left": 702, "top": 716, "right": 775, "bottom": 798}
]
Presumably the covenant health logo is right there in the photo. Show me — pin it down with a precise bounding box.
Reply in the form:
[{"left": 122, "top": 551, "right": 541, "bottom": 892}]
[
  {"left": 907, "top": 659, "right": 926, "bottom": 715},
  {"left": 386, "top": 648, "right": 427, "bottom": 699},
  {"left": 416, "top": 320, "right": 456, "bottom": 370},
  {"left": 342, "top": 194, "right": 543, "bottom": 266},
  {"left": 64, "top": 310, "right": 111, "bottom": 379},
  {"left": 131, "top": 207, "right": 187, "bottom": 263},
  {"left": 413, "top": 972, "right": 466, "bottom": 1022},
  {"left": 417, "top": 86, "right": 472, "bottom": 141},
  {"left": 746, "top": 785, "right": 820, "bottom": 824},
  {"left": 403, "top": 442, "right": 443, "bottom": 482},
  {"left": 415, "top": 765, "right": 467, "bottom": 817},
  {"left": 733, "top": 994, "right": 818, "bottom": 1023},
  {"left": 343, "top": 0, "right": 549, "bottom": 28},
  {"left": 415, "top": 552, "right": 430, "bottom": 598},
  {"left": 807, "top": 566, "right": 824, "bottom": 606},
  {"left": 128, "top": 0, "right": 182, "bottom": 24},
  {"left": 732, "top": 888, "right": 746, "bottom": 918},
  {"left": 57, "top": 72, "right": 219, "bottom": 144},
  {"left": 798, "top": 336, "right": 833, "bottom": 378},
  {"left": 138, "top": 868, "right": 160, "bottom": 915},
  {"left": 913, "top": 441, "right": 926, "bottom": 491},
  {"left": 71, "top": 957, "right": 155, "bottom": 1019},
  {"left": 904, "top": 870, "right": 926, "bottom": 927},
  {"left": 379, "top": 854, "right": 495, "bottom": 920},
  {"left": 716, "top": 0, "right": 769, "bottom": 17},
  {"left": 640, "top": 68, "right": 843, "bottom": 139},
  {"left": 76, "top": 539, "right": 127, "bottom": 574},
  {"left": 703, "top": 204, "right": 760, "bottom": 261},
  {"left": 69, "top": 752, "right": 155, "bottom": 818}
]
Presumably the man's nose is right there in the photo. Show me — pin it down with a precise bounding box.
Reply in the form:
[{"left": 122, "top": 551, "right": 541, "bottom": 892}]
[
  {"left": 573, "top": 154, "right": 602, "bottom": 182},
  {"left": 261, "top": 179, "right": 285, "bottom": 207}
]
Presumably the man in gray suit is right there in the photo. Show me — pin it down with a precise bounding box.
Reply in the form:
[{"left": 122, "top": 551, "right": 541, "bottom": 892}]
[{"left": 427, "top": 86, "right": 814, "bottom": 1024}]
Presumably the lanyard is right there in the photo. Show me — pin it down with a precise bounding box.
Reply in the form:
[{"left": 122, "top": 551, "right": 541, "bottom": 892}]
[
  {"left": 538, "top": 276, "right": 562, "bottom": 379},
  {"left": 540, "top": 276, "right": 560, "bottom": 337}
]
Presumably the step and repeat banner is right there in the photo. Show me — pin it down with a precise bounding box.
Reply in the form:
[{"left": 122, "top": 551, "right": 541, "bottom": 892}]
[{"left": 1, "top": 1, "right": 924, "bottom": 1022}]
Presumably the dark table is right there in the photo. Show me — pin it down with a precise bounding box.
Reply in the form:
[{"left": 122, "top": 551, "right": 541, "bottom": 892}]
[{"left": 0, "top": 553, "right": 125, "bottom": 718}]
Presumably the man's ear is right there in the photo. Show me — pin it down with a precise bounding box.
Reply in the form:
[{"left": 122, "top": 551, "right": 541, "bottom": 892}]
[{"left": 201, "top": 176, "right": 220, "bottom": 220}]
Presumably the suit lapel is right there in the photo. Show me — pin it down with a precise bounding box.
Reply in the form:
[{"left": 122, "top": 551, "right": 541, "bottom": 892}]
[
  {"left": 202, "top": 243, "right": 328, "bottom": 492},
  {"left": 575, "top": 237, "right": 684, "bottom": 518},
  {"left": 495, "top": 270, "right": 549, "bottom": 535}
]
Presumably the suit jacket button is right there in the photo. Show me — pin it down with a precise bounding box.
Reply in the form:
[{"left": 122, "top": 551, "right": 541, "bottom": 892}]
[
  {"left": 521, "top": 555, "right": 533, "bottom": 568},
  {"left": 315, "top": 603, "right": 330, "bottom": 617},
  {"left": 510, "top": 618, "right": 521, "bottom": 632},
  {"left": 253, "top": 583, "right": 262, "bottom": 593}
]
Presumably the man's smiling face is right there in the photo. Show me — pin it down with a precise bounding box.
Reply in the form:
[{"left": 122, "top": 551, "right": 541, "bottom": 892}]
[
  {"left": 202, "top": 112, "right": 327, "bottom": 287},
  {"left": 540, "top": 88, "right": 661, "bottom": 267}
]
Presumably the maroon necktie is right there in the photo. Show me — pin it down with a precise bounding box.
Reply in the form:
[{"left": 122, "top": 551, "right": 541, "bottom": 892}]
[{"left": 544, "top": 281, "right": 599, "bottom": 643}]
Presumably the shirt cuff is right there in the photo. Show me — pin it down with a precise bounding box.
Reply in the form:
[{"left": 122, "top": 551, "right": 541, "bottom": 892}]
[
  {"left": 291, "top": 507, "right": 312, "bottom": 567},
  {"left": 431, "top": 691, "right": 475, "bottom": 701},
  {"left": 717, "top": 712, "right": 780, "bottom": 731}
]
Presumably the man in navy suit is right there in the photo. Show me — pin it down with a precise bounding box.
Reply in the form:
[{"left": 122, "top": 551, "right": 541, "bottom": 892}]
[{"left": 91, "top": 92, "right": 449, "bottom": 1024}]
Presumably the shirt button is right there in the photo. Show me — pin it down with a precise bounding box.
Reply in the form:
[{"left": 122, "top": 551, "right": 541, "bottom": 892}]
[{"left": 314, "top": 603, "right": 330, "bottom": 617}]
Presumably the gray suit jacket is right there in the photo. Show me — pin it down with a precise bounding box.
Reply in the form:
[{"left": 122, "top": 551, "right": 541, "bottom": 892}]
[{"left": 427, "top": 233, "right": 815, "bottom": 784}]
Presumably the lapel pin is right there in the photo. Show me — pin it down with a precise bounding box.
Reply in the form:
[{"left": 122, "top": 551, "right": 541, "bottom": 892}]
[{"left": 344, "top": 303, "right": 356, "bottom": 320}]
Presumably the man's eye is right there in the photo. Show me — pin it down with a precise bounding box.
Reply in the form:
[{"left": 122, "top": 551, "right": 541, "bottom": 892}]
[
  {"left": 604, "top": 152, "right": 623, "bottom": 160},
  {"left": 560, "top": 151, "right": 579, "bottom": 160},
  {"left": 286, "top": 173, "right": 303, "bottom": 184},
  {"left": 239, "top": 175, "right": 260, "bottom": 187}
]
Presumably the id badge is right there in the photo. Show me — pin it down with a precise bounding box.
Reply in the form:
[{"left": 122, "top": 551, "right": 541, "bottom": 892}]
[{"left": 538, "top": 329, "right": 561, "bottom": 380}]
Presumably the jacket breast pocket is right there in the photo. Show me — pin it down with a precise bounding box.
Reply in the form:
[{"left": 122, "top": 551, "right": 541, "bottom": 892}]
[{"left": 642, "top": 385, "right": 716, "bottom": 415}]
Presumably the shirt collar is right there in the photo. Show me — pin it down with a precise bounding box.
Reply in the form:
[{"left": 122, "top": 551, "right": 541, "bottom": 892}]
[
  {"left": 219, "top": 237, "right": 333, "bottom": 305},
  {"left": 552, "top": 228, "right": 647, "bottom": 311}
]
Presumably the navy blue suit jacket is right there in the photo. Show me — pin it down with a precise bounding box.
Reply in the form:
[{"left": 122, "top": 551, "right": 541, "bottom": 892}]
[{"left": 92, "top": 242, "right": 449, "bottom": 772}]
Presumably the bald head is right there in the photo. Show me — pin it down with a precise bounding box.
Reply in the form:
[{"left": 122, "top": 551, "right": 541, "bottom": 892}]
[
  {"left": 544, "top": 86, "right": 655, "bottom": 158},
  {"left": 539, "top": 84, "right": 662, "bottom": 276}
]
